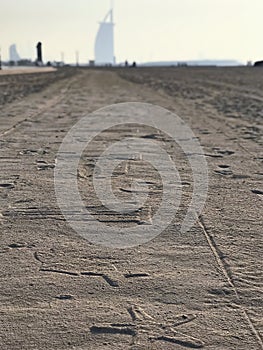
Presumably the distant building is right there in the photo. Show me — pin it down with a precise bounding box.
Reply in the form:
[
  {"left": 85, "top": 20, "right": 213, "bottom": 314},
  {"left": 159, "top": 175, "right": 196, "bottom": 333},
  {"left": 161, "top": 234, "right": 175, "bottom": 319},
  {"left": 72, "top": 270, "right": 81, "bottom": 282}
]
[
  {"left": 36, "top": 42, "right": 43, "bottom": 65},
  {"left": 254, "top": 60, "right": 263, "bottom": 67},
  {"left": 94, "top": 8, "right": 115, "bottom": 65},
  {"left": 9, "top": 44, "right": 20, "bottom": 63}
]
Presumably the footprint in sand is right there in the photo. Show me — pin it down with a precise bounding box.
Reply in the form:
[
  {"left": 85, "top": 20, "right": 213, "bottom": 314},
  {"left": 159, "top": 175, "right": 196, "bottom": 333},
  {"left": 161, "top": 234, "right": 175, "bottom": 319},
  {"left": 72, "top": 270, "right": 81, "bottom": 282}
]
[
  {"left": 0, "top": 183, "right": 15, "bottom": 189},
  {"left": 251, "top": 189, "right": 263, "bottom": 196},
  {"left": 37, "top": 160, "right": 55, "bottom": 170},
  {"left": 214, "top": 165, "right": 233, "bottom": 176},
  {"left": 218, "top": 165, "right": 230, "bottom": 169},
  {"left": 217, "top": 150, "right": 235, "bottom": 156}
]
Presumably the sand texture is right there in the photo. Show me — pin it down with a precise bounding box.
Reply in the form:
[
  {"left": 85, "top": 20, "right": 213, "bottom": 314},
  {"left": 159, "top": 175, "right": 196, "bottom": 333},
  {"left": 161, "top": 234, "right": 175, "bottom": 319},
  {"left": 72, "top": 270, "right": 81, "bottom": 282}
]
[
  {"left": 0, "top": 67, "right": 56, "bottom": 76},
  {"left": 0, "top": 67, "right": 262, "bottom": 349}
]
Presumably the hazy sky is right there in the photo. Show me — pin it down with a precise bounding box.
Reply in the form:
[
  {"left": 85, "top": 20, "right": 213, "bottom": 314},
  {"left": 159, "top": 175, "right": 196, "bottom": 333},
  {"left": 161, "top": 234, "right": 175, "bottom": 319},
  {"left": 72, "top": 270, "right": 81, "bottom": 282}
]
[{"left": 1, "top": 0, "right": 262, "bottom": 64}]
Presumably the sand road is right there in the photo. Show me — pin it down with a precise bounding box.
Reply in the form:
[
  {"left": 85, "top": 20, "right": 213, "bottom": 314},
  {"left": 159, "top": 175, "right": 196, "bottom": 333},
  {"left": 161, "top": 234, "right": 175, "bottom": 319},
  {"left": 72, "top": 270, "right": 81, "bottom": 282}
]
[{"left": 0, "top": 68, "right": 262, "bottom": 349}]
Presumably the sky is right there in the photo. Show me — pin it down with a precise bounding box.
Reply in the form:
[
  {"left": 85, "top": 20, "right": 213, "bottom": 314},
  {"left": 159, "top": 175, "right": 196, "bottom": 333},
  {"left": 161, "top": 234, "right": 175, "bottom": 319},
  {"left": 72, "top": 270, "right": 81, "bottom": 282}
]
[{"left": 0, "top": 0, "right": 262, "bottom": 64}]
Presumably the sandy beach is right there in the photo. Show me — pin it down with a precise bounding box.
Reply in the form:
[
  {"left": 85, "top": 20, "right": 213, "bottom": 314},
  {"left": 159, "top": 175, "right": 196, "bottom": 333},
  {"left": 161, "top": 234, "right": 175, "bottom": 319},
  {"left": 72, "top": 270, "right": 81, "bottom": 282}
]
[
  {"left": 0, "top": 67, "right": 56, "bottom": 76},
  {"left": 0, "top": 67, "right": 262, "bottom": 349}
]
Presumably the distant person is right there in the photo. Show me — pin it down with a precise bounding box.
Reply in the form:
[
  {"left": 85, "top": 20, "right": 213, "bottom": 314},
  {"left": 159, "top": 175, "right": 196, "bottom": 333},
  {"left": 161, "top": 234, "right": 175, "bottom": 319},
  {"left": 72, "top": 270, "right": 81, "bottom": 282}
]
[
  {"left": 125, "top": 60, "right": 129, "bottom": 67},
  {"left": 132, "top": 61, "right": 137, "bottom": 68}
]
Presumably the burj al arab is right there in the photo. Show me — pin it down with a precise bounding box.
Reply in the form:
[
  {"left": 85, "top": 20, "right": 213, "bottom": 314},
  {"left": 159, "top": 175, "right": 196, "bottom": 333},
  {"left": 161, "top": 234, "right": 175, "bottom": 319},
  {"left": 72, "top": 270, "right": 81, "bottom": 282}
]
[{"left": 94, "top": 7, "right": 115, "bottom": 65}]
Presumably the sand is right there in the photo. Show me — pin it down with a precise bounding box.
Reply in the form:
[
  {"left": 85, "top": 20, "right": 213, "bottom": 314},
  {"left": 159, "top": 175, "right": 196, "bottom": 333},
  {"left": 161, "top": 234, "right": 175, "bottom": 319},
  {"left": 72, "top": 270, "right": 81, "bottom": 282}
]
[
  {"left": 0, "top": 67, "right": 56, "bottom": 76},
  {"left": 0, "top": 67, "right": 262, "bottom": 349},
  {"left": 0, "top": 67, "right": 76, "bottom": 105}
]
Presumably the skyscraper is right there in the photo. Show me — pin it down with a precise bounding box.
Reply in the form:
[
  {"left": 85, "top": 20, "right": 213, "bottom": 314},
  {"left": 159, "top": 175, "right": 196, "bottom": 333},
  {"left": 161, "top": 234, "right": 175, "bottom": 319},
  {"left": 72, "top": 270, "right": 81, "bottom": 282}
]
[
  {"left": 9, "top": 44, "right": 20, "bottom": 63},
  {"left": 94, "top": 8, "right": 115, "bottom": 65}
]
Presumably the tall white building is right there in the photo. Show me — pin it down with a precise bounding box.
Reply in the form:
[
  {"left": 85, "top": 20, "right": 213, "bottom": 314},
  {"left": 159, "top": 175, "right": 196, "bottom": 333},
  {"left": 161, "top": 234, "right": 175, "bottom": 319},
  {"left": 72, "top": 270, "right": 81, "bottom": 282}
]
[
  {"left": 94, "top": 8, "right": 115, "bottom": 65},
  {"left": 9, "top": 44, "right": 20, "bottom": 62}
]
